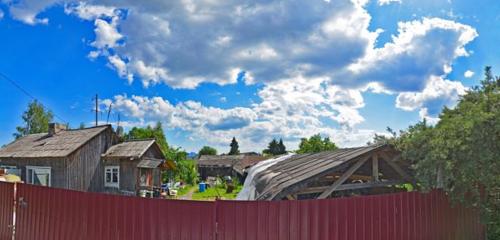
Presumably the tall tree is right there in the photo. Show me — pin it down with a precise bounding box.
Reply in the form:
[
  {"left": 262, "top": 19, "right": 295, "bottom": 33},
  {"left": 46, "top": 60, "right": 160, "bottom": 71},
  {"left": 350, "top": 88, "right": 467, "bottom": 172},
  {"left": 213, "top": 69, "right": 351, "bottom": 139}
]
[
  {"left": 387, "top": 66, "right": 500, "bottom": 238},
  {"left": 263, "top": 139, "right": 279, "bottom": 155},
  {"left": 297, "top": 134, "right": 338, "bottom": 154},
  {"left": 198, "top": 146, "right": 217, "bottom": 156},
  {"left": 126, "top": 122, "right": 169, "bottom": 154},
  {"left": 228, "top": 137, "right": 240, "bottom": 155},
  {"left": 278, "top": 138, "right": 286, "bottom": 154},
  {"left": 14, "top": 100, "right": 54, "bottom": 139}
]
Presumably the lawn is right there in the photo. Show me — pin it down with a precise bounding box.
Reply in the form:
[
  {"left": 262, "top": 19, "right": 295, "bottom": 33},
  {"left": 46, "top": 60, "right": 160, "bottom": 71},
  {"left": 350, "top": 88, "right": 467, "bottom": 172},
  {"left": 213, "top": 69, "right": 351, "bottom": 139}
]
[{"left": 191, "top": 184, "right": 243, "bottom": 201}]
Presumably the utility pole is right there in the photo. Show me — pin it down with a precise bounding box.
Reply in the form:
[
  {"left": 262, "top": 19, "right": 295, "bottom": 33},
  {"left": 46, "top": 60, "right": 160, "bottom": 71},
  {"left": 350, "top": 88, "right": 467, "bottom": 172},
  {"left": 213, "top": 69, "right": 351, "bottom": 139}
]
[
  {"left": 95, "top": 94, "right": 98, "bottom": 127},
  {"left": 106, "top": 103, "right": 112, "bottom": 124}
]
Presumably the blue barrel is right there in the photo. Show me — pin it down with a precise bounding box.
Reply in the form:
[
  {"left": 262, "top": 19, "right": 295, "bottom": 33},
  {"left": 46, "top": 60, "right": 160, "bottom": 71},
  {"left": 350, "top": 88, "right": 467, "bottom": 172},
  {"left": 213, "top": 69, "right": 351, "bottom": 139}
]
[{"left": 198, "top": 182, "right": 206, "bottom": 192}]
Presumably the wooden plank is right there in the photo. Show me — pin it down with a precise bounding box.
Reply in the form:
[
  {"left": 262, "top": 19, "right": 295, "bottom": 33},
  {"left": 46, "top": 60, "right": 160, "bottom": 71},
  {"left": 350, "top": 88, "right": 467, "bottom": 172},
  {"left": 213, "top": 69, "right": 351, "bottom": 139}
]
[
  {"left": 380, "top": 154, "right": 413, "bottom": 182},
  {"left": 372, "top": 154, "right": 379, "bottom": 182},
  {"left": 297, "top": 180, "right": 407, "bottom": 195},
  {"left": 317, "top": 155, "right": 371, "bottom": 199}
]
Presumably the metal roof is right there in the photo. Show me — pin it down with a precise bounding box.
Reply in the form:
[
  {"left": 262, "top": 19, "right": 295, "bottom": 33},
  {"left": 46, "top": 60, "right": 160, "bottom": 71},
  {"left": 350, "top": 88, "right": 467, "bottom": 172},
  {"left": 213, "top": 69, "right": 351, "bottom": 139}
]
[
  {"left": 254, "top": 144, "right": 386, "bottom": 200},
  {"left": 0, "top": 125, "right": 110, "bottom": 158},
  {"left": 102, "top": 139, "right": 156, "bottom": 159}
]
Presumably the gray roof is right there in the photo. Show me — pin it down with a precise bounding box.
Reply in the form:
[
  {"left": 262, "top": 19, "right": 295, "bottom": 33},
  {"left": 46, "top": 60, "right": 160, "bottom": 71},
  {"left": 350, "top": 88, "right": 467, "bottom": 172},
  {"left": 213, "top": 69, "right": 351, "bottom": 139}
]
[
  {"left": 0, "top": 125, "right": 110, "bottom": 158},
  {"left": 137, "top": 158, "right": 163, "bottom": 169},
  {"left": 102, "top": 139, "right": 157, "bottom": 160},
  {"left": 255, "top": 144, "right": 387, "bottom": 200},
  {"left": 198, "top": 155, "right": 267, "bottom": 175},
  {"left": 197, "top": 155, "right": 245, "bottom": 167}
]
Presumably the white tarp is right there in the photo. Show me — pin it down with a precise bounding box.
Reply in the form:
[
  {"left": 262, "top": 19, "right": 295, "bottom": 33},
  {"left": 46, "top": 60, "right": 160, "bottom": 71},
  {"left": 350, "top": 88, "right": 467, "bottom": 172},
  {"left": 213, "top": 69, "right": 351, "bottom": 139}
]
[{"left": 236, "top": 154, "right": 294, "bottom": 200}]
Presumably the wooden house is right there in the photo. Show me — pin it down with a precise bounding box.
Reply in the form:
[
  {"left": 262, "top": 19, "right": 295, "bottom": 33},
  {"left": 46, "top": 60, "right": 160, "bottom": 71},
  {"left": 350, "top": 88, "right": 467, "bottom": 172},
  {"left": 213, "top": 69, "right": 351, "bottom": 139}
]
[
  {"left": 0, "top": 123, "right": 114, "bottom": 192},
  {"left": 0, "top": 123, "right": 174, "bottom": 195},
  {"left": 101, "top": 139, "right": 175, "bottom": 195},
  {"left": 197, "top": 155, "right": 266, "bottom": 182},
  {"left": 252, "top": 144, "right": 414, "bottom": 200}
]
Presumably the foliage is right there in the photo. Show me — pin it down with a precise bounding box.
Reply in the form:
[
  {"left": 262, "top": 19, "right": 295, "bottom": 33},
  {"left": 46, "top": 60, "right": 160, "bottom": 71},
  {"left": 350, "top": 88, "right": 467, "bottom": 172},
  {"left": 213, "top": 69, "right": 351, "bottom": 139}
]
[
  {"left": 126, "top": 122, "right": 198, "bottom": 185},
  {"left": 191, "top": 183, "right": 243, "bottom": 201},
  {"left": 263, "top": 138, "right": 287, "bottom": 155},
  {"left": 173, "top": 159, "right": 198, "bottom": 185},
  {"left": 14, "top": 100, "right": 54, "bottom": 139},
  {"left": 198, "top": 146, "right": 217, "bottom": 156},
  {"left": 228, "top": 137, "right": 240, "bottom": 155},
  {"left": 297, "top": 134, "right": 338, "bottom": 154},
  {"left": 382, "top": 67, "right": 500, "bottom": 238}
]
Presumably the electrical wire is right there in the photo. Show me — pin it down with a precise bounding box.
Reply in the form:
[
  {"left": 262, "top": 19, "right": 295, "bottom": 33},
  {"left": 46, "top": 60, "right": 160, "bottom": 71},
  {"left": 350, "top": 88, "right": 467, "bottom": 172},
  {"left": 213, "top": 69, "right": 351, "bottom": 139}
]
[{"left": 0, "top": 71, "right": 68, "bottom": 124}]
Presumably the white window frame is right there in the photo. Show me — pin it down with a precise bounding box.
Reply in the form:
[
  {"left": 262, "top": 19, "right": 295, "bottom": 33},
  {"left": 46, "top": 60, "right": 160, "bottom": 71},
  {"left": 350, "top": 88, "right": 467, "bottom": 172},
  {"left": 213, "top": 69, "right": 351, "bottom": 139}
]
[
  {"left": 26, "top": 166, "right": 51, "bottom": 187},
  {"left": 104, "top": 166, "right": 120, "bottom": 188}
]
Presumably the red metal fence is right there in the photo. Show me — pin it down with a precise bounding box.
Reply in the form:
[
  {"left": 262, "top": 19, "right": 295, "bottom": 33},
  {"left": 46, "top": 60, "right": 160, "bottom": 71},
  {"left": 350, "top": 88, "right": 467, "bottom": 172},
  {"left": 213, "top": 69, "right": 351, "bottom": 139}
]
[
  {"left": 14, "top": 184, "right": 215, "bottom": 240},
  {"left": 0, "top": 183, "right": 486, "bottom": 240},
  {"left": 0, "top": 182, "right": 13, "bottom": 240},
  {"left": 216, "top": 191, "right": 485, "bottom": 240}
]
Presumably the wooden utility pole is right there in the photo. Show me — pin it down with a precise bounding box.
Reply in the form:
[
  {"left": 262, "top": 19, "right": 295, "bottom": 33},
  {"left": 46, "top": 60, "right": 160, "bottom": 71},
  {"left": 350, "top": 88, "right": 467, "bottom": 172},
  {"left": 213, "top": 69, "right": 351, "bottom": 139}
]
[
  {"left": 95, "top": 94, "right": 98, "bottom": 126},
  {"left": 106, "top": 103, "right": 112, "bottom": 124}
]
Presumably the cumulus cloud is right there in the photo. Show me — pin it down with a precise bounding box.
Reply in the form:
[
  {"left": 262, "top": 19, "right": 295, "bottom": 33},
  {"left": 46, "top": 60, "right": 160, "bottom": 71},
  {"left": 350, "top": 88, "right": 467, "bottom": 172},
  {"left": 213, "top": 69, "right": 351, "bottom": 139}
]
[
  {"left": 1, "top": 0, "right": 479, "bottom": 150},
  {"left": 396, "top": 76, "right": 467, "bottom": 120},
  {"left": 464, "top": 70, "right": 474, "bottom": 78}
]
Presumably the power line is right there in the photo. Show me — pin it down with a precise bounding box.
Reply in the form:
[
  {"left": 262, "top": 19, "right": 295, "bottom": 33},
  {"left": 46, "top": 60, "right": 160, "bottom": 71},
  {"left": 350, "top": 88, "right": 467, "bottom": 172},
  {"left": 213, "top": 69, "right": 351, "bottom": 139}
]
[{"left": 0, "top": 71, "right": 68, "bottom": 124}]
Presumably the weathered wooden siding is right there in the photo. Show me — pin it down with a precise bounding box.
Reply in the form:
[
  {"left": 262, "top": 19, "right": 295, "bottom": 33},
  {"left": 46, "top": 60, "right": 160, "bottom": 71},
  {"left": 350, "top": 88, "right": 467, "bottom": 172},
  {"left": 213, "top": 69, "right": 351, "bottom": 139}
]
[
  {"left": 103, "top": 158, "right": 138, "bottom": 194},
  {"left": 66, "top": 127, "right": 114, "bottom": 192},
  {"left": 0, "top": 157, "right": 66, "bottom": 188}
]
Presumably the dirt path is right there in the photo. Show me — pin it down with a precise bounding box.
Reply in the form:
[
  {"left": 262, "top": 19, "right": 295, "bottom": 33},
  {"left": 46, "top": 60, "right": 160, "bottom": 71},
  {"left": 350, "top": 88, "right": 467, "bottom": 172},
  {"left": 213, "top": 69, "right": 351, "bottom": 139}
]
[{"left": 179, "top": 187, "right": 195, "bottom": 200}]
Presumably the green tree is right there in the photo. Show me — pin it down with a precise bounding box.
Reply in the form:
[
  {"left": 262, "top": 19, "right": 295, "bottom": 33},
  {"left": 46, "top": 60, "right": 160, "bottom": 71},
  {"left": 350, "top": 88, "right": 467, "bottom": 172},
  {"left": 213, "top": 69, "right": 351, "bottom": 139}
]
[
  {"left": 278, "top": 138, "right": 287, "bottom": 154},
  {"left": 126, "top": 122, "right": 198, "bottom": 185},
  {"left": 79, "top": 122, "right": 86, "bottom": 129},
  {"left": 229, "top": 137, "right": 239, "bottom": 155},
  {"left": 14, "top": 100, "right": 54, "bottom": 139},
  {"left": 198, "top": 146, "right": 217, "bottom": 156},
  {"left": 126, "top": 122, "right": 169, "bottom": 154},
  {"left": 389, "top": 66, "right": 500, "bottom": 238},
  {"left": 297, "top": 134, "right": 338, "bottom": 154},
  {"left": 263, "top": 138, "right": 287, "bottom": 155}
]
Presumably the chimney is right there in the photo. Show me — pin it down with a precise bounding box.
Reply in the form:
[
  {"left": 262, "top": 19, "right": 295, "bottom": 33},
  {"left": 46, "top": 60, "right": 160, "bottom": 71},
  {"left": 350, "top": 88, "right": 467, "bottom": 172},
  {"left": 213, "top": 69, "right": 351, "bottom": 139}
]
[{"left": 48, "top": 123, "right": 67, "bottom": 136}]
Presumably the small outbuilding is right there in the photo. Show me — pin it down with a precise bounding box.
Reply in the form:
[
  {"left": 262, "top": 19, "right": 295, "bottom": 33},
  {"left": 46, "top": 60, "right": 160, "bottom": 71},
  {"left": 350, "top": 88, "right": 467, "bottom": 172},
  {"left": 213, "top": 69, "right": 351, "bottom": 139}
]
[
  {"left": 197, "top": 155, "right": 266, "bottom": 182},
  {"left": 253, "top": 144, "right": 414, "bottom": 200},
  {"left": 101, "top": 139, "right": 175, "bottom": 195}
]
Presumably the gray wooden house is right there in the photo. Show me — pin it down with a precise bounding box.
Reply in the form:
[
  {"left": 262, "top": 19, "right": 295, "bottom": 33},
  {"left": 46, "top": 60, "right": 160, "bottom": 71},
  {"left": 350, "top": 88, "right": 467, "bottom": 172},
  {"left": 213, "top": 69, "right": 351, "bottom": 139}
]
[
  {"left": 197, "top": 155, "right": 266, "bottom": 182},
  {"left": 101, "top": 139, "right": 175, "bottom": 195},
  {"left": 0, "top": 124, "right": 114, "bottom": 192},
  {"left": 0, "top": 123, "right": 174, "bottom": 195}
]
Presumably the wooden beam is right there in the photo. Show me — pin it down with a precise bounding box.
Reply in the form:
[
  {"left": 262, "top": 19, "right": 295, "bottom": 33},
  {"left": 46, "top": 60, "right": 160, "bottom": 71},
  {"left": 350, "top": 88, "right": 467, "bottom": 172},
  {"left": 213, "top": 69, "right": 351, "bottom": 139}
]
[
  {"left": 380, "top": 154, "right": 413, "bottom": 182},
  {"left": 324, "top": 174, "right": 373, "bottom": 181},
  {"left": 286, "top": 194, "right": 296, "bottom": 200},
  {"left": 372, "top": 154, "right": 379, "bottom": 182},
  {"left": 317, "top": 155, "right": 370, "bottom": 199},
  {"left": 297, "top": 180, "right": 407, "bottom": 195}
]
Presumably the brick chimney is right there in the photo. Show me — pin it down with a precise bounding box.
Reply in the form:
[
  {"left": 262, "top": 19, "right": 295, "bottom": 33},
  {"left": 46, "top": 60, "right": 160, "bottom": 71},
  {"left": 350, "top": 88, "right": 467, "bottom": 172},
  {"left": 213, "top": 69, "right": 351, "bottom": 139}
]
[{"left": 48, "top": 123, "right": 67, "bottom": 136}]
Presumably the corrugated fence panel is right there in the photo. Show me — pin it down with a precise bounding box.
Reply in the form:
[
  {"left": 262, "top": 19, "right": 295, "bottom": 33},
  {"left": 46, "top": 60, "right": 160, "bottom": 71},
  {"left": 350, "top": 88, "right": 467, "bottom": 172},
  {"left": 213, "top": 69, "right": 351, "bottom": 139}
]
[
  {"left": 14, "top": 184, "right": 215, "bottom": 240},
  {"left": 8, "top": 183, "right": 485, "bottom": 240},
  {"left": 216, "top": 190, "right": 484, "bottom": 240},
  {"left": 0, "top": 182, "right": 14, "bottom": 240}
]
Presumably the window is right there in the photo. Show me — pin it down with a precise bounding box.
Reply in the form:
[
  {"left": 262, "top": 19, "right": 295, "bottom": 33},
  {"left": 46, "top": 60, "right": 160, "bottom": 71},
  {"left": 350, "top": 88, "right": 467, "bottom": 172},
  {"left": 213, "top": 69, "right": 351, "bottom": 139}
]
[
  {"left": 26, "top": 166, "right": 51, "bottom": 187},
  {"left": 105, "top": 166, "right": 119, "bottom": 188},
  {"left": 139, "top": 168, "right": 153, "bottom": 187}
]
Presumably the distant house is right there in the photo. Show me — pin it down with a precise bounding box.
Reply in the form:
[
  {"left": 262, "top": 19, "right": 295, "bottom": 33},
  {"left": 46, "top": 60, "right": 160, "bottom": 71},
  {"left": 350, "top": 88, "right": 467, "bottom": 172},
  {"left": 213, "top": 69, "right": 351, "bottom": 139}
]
[
  {"left": 197, "top": 155, "right": 267, "bottom": 182},
  {"left": 0, "top": 123, "right": 174, "bottom": 195},
  {"left": 101, "top": 139, "right": 175, "bottom": 195}
]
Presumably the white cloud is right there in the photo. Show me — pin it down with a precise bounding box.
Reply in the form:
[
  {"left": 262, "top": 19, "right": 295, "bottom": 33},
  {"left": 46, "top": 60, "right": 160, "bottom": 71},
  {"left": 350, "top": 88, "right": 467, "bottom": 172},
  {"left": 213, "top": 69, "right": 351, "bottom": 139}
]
[
  {"left": 92, "top": 18, "right": 122, "bottom": 49},
  {"left": 0, "top": 9, "right": 4, "bottom": 19},
  {"left": 2, "top": 0, "right": 56, "bottom": 25},
  {"left": 464, "top": 70, "right": 474, "bottom": 78},
  {"left": 378, "top": 0, "right": 402, "bottom": 6},
  {"left": 396, "top": 76, "right": 467, "bottom": 120}
]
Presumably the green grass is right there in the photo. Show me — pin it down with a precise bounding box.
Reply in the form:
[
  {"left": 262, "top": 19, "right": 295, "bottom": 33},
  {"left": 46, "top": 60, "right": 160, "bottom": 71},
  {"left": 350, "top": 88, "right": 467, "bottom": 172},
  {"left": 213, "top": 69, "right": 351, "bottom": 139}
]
[
  {"left": 191, "top": 184, "right": 243, "bottom": 201},
  {"left": 176, "top": 185, "right": 195, "bottom": 196}
]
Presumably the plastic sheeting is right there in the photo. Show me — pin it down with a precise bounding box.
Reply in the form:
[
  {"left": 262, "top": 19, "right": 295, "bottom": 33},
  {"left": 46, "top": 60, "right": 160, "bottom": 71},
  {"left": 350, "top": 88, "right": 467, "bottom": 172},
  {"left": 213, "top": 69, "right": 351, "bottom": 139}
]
[{"left": 236, "top": 154, "right": 294, "bottom": 200}]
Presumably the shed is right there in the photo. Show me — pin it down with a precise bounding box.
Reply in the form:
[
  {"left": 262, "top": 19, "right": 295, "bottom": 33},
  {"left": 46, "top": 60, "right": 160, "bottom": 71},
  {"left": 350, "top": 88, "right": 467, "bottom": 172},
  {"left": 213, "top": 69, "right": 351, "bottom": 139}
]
[
  {"left": 253, "top": 144, "right": 414, "bottom": 200},
  {"left": 101, "top": 139, "right": 174, "bottom": 195},
  {"left": 197, "top": 155, "right": 267, "bottom": 182}
]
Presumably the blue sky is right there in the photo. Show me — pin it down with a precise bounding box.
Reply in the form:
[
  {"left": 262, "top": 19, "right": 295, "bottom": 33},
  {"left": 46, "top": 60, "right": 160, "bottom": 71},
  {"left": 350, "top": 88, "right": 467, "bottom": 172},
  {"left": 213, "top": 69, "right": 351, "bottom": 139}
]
[{"left": 0, "top": 0, "right": 498, "bottom": 153}]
